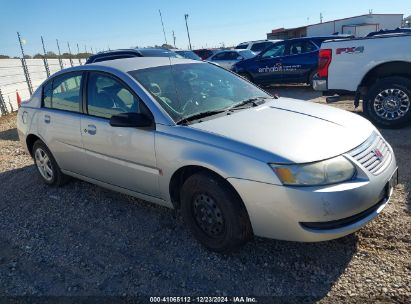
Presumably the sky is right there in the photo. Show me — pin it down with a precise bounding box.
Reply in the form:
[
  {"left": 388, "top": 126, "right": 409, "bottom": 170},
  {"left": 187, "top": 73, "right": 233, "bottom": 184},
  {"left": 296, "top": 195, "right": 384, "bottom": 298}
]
[{"left": 0, "top": 0, "right": 410, "bottom": 57}]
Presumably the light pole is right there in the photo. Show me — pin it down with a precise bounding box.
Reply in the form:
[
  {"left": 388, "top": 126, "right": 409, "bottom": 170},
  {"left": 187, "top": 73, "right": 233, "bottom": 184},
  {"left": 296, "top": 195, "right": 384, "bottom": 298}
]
[{"left": 184, "top": 14, "right": 192, "bottom": 50}]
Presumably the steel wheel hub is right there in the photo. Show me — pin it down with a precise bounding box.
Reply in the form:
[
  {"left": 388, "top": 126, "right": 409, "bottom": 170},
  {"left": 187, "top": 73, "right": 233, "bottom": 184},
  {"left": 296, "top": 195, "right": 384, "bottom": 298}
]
[
  {"left": 192, "top": 194, "right": 225, "bottom": 237},
  {"left": 35, "top": 148, "right": 54, "bottom": 181},
  {"left": 374, "top": 88, "right": 410, "bottom": 120}
]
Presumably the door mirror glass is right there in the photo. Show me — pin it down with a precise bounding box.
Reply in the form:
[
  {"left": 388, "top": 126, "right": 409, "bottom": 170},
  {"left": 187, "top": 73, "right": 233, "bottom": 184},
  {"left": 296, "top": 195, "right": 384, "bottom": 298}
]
[{"left": 109, "top": 112, "right": 153, "bottom": 128}]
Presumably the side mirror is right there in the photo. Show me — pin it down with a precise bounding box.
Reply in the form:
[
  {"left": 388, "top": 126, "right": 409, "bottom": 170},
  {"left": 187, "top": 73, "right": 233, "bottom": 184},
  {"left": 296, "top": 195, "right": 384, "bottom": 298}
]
[
  {"left": 110, "top": 112, "right": 154, "bottom": 128},
  {"left": 237, "top": 56, "right": 244, "bottom": 61}
]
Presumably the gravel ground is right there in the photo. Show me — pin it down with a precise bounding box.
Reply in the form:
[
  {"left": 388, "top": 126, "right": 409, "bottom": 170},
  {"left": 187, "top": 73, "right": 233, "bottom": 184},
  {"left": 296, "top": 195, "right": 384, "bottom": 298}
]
[{"left": 0, "top": 87, "right": 410, "bottom": 303}]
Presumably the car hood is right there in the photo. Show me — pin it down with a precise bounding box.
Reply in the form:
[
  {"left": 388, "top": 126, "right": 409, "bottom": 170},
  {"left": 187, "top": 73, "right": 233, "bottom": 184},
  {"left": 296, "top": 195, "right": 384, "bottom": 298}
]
[{"left": 189, "top": 98, "right": 375, "bottom": 164}]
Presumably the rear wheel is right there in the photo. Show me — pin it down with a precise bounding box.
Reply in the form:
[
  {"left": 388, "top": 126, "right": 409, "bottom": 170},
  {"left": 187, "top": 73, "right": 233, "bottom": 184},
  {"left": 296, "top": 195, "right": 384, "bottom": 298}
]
[
  {"left": 32, "top": 140, "right": 69, "bottom": 186},
  {"left": 308, "top": 70, "right": 317, "bottom": 87},
  {"left": 365, "top": 77, "right": 411, "bottom": 128},
  {"left": 180, "top": 172, "right": 253, "bottom": 252}
]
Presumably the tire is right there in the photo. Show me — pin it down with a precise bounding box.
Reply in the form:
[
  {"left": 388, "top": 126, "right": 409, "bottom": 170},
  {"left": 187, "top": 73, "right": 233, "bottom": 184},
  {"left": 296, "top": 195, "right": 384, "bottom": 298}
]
[
  {"left": 308, "top": 71, "right": 317, "bottom": 87},
  {"left": 364, "top": 76, "right": 411, "bottom": 128},
  {"left": 180, "top": 172, "right": 253, "bottom": 252},
  {"left": 32, "top": 140, "right": 69, "bottom": 186}
]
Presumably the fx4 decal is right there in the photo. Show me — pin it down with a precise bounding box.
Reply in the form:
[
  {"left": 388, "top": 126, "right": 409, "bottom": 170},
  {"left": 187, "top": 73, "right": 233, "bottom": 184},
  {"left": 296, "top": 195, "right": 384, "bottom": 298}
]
[{"left": 336, "top": 46, "right": 365, "bottom": 55}]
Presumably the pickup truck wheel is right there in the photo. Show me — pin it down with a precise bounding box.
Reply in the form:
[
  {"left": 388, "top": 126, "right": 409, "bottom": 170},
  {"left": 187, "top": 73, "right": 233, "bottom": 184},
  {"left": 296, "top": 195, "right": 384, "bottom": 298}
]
[
  {"left": 365, "top": 77, "right": 411, "bottom": 128},
  {"left": 32, "top": 140, "right": 69, "bottom": 186},
  {"left": 180, "top": 172, "right": 253, "bottom": 252}
]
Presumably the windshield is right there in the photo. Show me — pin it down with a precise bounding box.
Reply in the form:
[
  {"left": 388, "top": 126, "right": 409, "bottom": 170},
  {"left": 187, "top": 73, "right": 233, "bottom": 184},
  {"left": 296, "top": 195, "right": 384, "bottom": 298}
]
[
  {"left": 129, "top": 62, "right": 271, "bottom": 122},
  {"left": 239, "top": 50, "right": 256, "bottom": 59},
  {"left": 175, "top": 51, "right": 202, "bottom": 61},
  {"left": 138, "top": 49, "right": 183, "bottom": 58}
]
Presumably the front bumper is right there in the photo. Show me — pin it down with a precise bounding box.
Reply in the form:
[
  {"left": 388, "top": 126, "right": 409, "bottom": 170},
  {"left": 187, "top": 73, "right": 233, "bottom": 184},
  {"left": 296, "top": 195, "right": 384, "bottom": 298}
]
[{"left": 228, "top": 146, "right": 397, "bottom": 242}]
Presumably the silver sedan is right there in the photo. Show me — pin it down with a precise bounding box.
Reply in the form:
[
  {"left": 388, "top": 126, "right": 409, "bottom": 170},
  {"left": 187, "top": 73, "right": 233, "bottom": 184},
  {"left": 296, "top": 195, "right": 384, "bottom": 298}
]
[
  {"left": 206, "top": 49, "right": 256, "bottom": 69},
  {"left": 17, "top": 57, "right": 398, "bottom": 252}
]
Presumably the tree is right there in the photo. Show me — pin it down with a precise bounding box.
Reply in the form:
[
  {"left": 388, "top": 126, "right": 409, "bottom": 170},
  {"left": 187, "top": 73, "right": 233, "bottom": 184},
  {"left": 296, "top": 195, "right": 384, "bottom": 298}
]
[
  {"left": 33, "top": 53, "right": 43, "bottom": 59},
  {"left": 161, "top": 43, "right": 174, "bottom": 49},
  {"left": 23, "top": 55, "right": 32, "bottom": 59},
  {"left": 0, "top": 54, "right": 10, "bottom": 59},
  {"left": 46, "top": 51, "right": 58, "bottom": 58}
]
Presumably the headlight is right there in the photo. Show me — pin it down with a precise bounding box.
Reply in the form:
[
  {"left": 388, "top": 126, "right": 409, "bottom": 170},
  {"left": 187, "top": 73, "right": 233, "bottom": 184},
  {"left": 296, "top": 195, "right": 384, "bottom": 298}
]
[{"left": 270, "top": 156, "right": 356, "bottom": 186}]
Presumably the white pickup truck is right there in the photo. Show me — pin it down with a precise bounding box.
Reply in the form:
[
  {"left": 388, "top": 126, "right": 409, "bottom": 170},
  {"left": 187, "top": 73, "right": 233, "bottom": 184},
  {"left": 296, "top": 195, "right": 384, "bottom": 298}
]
[{"left": 313, "top": 31, "right": 411, "bottom": 128}]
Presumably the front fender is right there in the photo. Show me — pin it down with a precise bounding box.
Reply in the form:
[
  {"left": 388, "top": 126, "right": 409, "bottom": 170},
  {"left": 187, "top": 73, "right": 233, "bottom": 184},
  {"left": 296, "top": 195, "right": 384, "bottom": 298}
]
[{"left": 155, "top": 126, "right": 281, "bottom": 202}]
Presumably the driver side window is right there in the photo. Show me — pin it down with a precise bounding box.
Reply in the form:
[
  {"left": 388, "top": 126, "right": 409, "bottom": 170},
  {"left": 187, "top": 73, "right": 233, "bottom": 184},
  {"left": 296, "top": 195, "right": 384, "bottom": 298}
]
[
  {"left": 87, "top": 72, "right": 142, "bottom": 119},
  {"left": 261, "top": 43, "right": 285, "bottom": 59}
]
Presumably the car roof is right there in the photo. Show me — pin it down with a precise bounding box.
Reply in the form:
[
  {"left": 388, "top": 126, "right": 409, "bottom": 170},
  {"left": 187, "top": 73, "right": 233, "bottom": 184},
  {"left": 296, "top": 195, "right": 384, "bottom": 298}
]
[
  {"left": 87, "top": 57, "right": 202, "bottom": 73},
  {"left": 86, "top": 48, "right": 179, "bottom": 64}
]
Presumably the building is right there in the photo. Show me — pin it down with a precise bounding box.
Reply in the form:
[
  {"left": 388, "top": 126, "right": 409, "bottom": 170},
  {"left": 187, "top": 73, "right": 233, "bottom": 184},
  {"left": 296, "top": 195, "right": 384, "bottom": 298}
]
[
  {"left": 267, "top": 13, "right": 404, "bottom": 39},
  {"left": 403, "top": 15, "right": 411, "bottom": 28}
]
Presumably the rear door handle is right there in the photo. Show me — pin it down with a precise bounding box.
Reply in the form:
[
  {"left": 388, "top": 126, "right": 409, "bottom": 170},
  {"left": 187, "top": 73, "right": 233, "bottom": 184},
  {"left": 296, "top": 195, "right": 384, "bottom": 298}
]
[
  {"left": 86, "top": 124, "right": 97, "bottom": 135},
  {"left": 44, "top": 115, "right": 51, "bottom": 124}
]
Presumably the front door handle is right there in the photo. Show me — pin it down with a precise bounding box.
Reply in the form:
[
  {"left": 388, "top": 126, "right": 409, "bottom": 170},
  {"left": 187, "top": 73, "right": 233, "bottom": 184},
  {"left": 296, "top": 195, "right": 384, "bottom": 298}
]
[
  {"left": 86, "top": 124, "right": 97, "bottom": 135},
  {"left": 44, "top": 115, "right": 51, "bottom": 124}
]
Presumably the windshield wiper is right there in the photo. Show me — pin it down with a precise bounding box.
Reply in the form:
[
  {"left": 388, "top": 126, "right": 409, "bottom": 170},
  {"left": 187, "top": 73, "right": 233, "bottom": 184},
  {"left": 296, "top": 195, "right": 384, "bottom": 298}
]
[
  {"left": 229, "top": 96, "right": 272, "bottom": 110},
  {"left": 176, "top": 109, "right": 226, "bottom": 125}
]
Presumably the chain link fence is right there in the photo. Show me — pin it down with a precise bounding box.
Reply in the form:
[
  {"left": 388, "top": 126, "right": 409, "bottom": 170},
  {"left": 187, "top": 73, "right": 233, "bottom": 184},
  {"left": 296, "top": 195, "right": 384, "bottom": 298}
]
[{"left": 0, "top": 58, "right": 87, "bottom": 115}]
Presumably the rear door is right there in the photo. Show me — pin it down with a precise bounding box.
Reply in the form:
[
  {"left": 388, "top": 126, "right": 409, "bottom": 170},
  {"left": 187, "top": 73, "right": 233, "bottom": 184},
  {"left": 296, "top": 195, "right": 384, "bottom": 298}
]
[
  {"left": 252, "top": 42, "right": 286, "bottom": 83},
  {"left": 281, "top": 40, "right": 319, "bottom": 83},
  {"left": 37, "top": 72, "right": 88, "bottom": 175},
  {"left": 80, "top": 71, "right": 159, "bottom": 197}
]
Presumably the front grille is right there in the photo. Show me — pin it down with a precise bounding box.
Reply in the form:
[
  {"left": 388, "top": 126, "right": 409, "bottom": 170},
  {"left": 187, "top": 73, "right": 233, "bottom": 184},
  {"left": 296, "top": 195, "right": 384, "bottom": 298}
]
[{"left": 348, "top": 132, "right": 391, "bottom": 175}]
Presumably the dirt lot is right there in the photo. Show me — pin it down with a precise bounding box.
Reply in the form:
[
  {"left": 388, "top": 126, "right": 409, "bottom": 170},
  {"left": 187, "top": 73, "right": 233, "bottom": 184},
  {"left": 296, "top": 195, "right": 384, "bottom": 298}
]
[{"left": 0, "top": 86, "right": 410, "bottom": 302}]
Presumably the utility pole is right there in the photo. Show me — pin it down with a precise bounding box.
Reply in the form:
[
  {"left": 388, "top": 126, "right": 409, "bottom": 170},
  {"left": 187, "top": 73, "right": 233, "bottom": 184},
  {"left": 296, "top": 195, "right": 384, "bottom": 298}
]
[
  {"left": 159, "top": 9, "right": 168, "bottom": 45},
  {"left": 41, "top": 36, "right": 50, "bottom": 77},
  {"left": 172, "top": 30, "right": 176, "bottom": 48},
  {"left": 184, "top": 14, "right": 192, "bottom": 50},
  {"left": 56, "top": 39, "right": 64, "bottom": 69},
  {"left": 320, "top": 13, "right": 323, "bottom": 23}
]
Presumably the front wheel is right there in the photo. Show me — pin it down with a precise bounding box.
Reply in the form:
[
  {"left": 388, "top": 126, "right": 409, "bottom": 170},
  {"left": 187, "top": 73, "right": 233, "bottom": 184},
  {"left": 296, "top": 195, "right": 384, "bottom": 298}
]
[
  {"left": 180, "top": 172, "right": 253, "bottom": 252},
  {"left": 365, "top": 77, "right": 411, "bottom": 128}
]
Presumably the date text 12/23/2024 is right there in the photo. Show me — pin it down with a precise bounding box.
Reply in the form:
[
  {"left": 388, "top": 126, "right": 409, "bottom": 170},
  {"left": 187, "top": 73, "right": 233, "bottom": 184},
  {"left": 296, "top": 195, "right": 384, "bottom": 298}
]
[{"left": 150, "top": 296, "right": 258, "bottom": 303}]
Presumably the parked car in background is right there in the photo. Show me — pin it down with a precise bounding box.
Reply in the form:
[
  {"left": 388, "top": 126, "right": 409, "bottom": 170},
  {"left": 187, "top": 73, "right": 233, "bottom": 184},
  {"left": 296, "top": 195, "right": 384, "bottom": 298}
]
[
  {"left": 313, "top": 30, "right": 411, "bottom": 128},
  {"left": 18, "top": 57, "right": 397, "bottom": 252},
  {"left": 235, "top": 39, "right": 282, "bottom": 54},
  {"left": 232, "top": 36, "right": 351, "bottom": 86},
  {"left": 86, "top": 48, "right": 182, "bottom": 64},
  {"left": 170, "top": 49, "right": 202, "bottom": 61},
  {"left": 193, "top": 49, "right": 219, "bottom": 60},
  {"left": 207, "top": 50, "right": 256, "bottom": 69}
]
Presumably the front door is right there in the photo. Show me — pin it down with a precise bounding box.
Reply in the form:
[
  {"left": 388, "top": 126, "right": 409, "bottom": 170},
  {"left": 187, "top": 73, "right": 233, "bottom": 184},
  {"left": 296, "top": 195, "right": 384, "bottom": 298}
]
[
  {"left": 80, "top": 72, "right": 160, "bottom": 197},
  {"left": 253, "top": 42, "right": 286, "bottom": 84}
]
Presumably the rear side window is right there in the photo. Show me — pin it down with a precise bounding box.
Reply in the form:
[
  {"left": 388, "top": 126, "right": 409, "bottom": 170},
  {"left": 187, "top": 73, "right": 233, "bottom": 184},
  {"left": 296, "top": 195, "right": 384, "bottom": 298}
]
[
  {"left": 287, "top": 41, "right": 318, "bottom": 55},
  {"left": 42, "top": 72, "right": 82, "bottom": 112},
  {"left": 250, "top": 42, "right": 270, "bottom": 52},
  {"left": 235, "top": 44, "right": 248, "bottom": 49}
]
